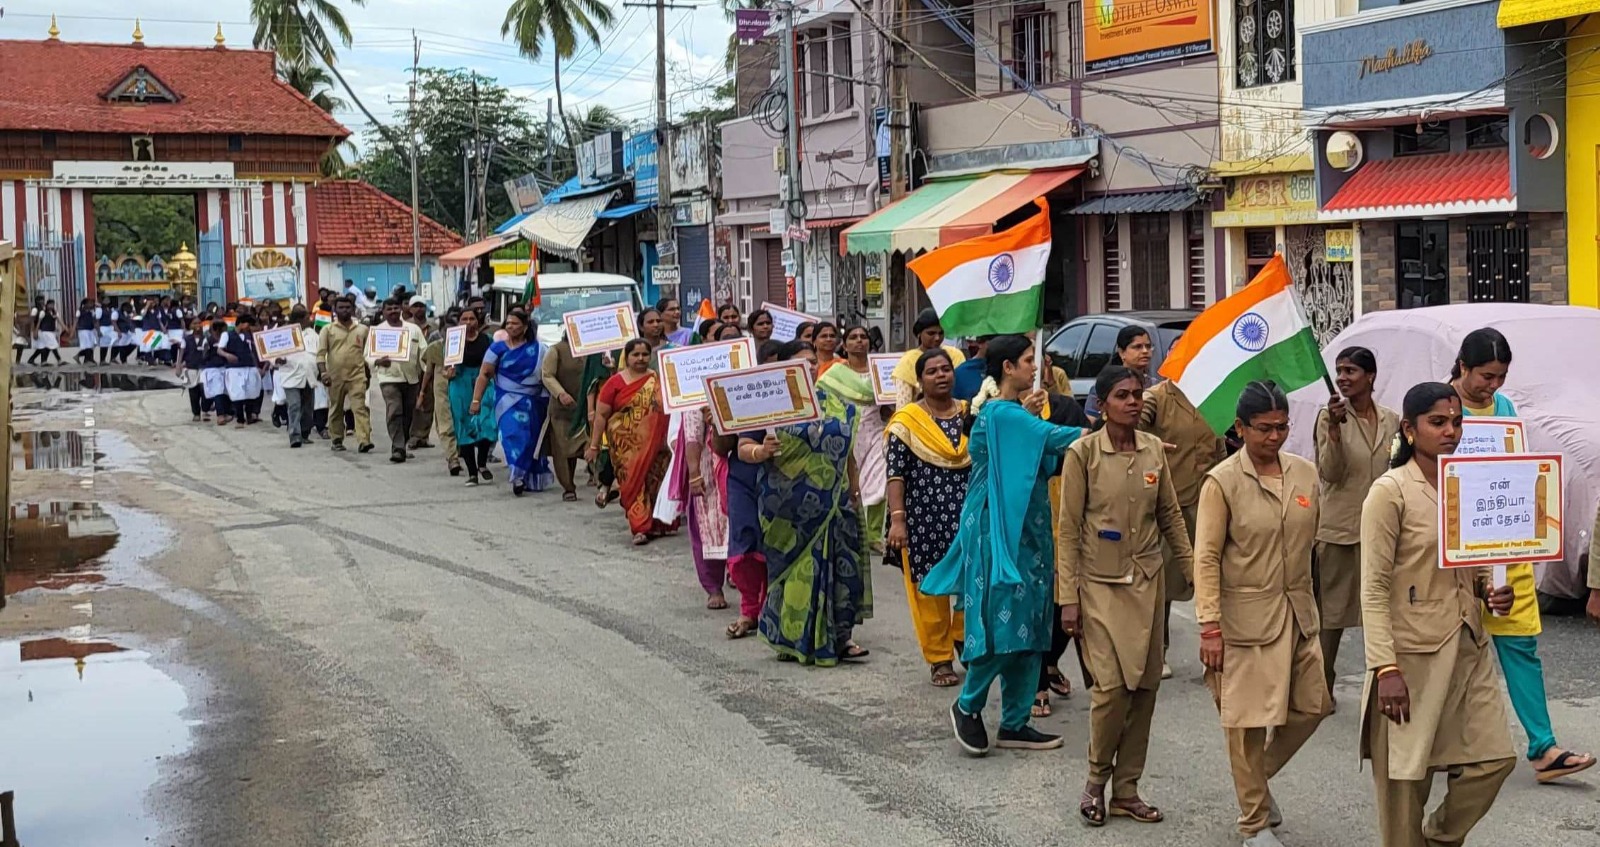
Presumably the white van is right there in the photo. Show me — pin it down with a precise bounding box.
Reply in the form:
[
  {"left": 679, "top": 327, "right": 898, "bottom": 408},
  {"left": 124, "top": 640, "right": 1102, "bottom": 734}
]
[{"left": 488, "top": 272, "right": 643, "bottom": 347}]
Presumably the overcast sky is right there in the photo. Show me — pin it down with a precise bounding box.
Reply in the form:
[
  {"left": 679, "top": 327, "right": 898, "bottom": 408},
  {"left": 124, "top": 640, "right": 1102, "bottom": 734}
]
[{"left": 9, "top": 1, "right": 732, "bottom": 152}]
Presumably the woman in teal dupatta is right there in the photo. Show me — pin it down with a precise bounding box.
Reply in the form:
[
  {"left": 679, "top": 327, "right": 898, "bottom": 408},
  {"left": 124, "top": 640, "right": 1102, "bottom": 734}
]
[
  {"left": 922, "top": 334, "right": 1083, "bottom": 755},
  {"left": 743, "top": 341, "right": 871, "bottom": 666}
]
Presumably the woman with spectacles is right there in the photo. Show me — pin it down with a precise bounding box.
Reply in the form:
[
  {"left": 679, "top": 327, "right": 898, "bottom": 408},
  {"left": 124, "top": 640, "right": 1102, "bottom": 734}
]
[{"left": 1193, "top": 380, "right": 1327, "bottom": 847}]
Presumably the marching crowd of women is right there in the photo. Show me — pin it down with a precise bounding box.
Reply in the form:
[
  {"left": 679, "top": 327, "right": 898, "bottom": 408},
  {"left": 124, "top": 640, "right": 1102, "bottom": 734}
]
[{"left": 144, "top": 292, "right": 1600, "bottom": 846}]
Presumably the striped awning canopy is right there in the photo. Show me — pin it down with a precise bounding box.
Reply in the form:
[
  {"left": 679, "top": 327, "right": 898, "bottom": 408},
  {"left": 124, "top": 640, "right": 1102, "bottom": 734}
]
[
  {"left": 840, "top": 167, "right": 1083, "bottom": 255},
  {"left": 513, "top": 192, "right": 615, "bottom": 260}
]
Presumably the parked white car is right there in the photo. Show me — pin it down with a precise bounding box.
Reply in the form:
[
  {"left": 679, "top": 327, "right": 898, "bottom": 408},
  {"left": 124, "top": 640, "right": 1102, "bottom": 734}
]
[
  {"left": 1285, "top": 303, "right": 1600, "bottom": 604},
  {"left": 489, "top": 272, "right": 643, "bottom": 347}
]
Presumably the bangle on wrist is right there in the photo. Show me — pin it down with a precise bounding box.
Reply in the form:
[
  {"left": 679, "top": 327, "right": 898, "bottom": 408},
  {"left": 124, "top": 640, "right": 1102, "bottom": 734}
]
[
  {"left": 1375, "top": 665, "right": 1400, "bottom": 679},
  {"left": 891, "top": 509, "right": 906, "bottom": 516},
  {"left": 1199, "top": 629, "right": 1223, "bottom": 640}
]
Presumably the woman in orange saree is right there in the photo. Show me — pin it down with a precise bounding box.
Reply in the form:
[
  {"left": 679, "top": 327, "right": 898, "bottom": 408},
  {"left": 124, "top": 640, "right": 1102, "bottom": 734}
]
[{"left": 587, "top": 339, "right": 677, "bottom": 545}]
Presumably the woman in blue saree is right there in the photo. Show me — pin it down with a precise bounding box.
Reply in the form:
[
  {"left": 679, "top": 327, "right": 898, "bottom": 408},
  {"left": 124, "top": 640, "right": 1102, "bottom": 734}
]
[
  {"left": 922, "top": 334, "right": 1083, "bottom": 756},
  {"left": 740, "top": 340, "right": 872, "bottom": 666},
  {"left": 470, "top": 309, "right": 554, "bottom": 496}
]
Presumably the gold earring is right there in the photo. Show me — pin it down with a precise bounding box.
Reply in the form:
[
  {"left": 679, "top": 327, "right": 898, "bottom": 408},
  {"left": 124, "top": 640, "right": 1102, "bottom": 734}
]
[{"left": 1405, "top": 433, "right": 1414, "bottom": 445}]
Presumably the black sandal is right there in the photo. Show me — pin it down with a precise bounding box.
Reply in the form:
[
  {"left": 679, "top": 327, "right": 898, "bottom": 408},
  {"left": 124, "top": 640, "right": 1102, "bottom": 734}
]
[
  {"left": 840, "top": 643, "right": 870, "bottom": 662},
  {"left": 930, "top": 662, "right": 960, "bottom": 687},
  {"left": 1079, "top": 790, "right": 1106, "bottom": 828},
  {"left": 1536, "top": 749, "right": 1597, "bottom": 783},
  {"left": 1032, "top": 692, "right": 1052, "bottom": 718}
]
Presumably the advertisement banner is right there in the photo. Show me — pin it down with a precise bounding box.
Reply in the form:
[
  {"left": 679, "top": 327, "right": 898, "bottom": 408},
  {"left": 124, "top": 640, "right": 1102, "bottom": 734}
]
[
  {"left": 735, "top": 8, "right": 771, "bottom": 43},
  {"left": 502, "top": 173, "right": 545, "bottom": 214},
  {"left": 237, "top": 246, "right": 302, "bottom": 302},
  {"left": 625, "top": 131, "right": 659, "bottom": 205},
  {"left": 1083, "top": 0, "right": 1215, "bottom": 74}
]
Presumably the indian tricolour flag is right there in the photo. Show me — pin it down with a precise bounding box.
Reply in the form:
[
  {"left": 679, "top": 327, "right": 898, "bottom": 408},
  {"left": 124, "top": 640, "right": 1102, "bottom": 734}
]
[
  {"left": 313, "top": 308, "right": 333, "bottom": 329},
  {"left": 905, "top": 198, "right": 1050, "bottom": 336},
  {"left": 138, "top": 330, "right": 168, "bottom": 353},
  {"left": 1159, "top": 254, "right": 1328, "bottom": 434}
]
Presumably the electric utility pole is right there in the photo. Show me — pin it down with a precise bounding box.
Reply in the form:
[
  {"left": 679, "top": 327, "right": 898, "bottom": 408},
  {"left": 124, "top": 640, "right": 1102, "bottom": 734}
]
[
  {"left": 654, "top": 0, "right": 675, "bottom": 300},
  {"left": 779, "top": 1, "right": 805, "bottom": 306},
  {"left": 409, "top": 32, "right": 422, "bottom": 290}
]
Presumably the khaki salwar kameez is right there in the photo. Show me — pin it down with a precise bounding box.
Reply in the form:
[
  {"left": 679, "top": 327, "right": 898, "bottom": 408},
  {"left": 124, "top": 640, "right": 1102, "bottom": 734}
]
[
  {"left": 1194, "top": 451, "right": 1328, "bottom": 837},
  {"left": 540, "top": 339, "right": 590, "bottom": 495},
  {"left": 1313, "top": 403, "right": 1399, "bottom": 693},
  {"left": 1360, "top": 462, "right": 1514, "bottom": 847},
  {"left": 1056, "top": 429, "right": 1191, "bottom": 801},
  {"left": 1139, "top": 381, "right": 1225, "bottom": 610}
]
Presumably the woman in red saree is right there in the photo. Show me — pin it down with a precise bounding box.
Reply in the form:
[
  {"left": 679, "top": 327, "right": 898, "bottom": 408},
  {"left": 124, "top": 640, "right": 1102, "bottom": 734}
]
[{"left": 587, "top": 339, "right": 677, "bottom": 545}]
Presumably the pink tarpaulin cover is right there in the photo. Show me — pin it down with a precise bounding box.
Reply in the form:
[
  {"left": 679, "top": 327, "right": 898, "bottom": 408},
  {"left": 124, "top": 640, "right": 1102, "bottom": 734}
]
[{"left": 1285, "top": 303, "right": 1600, "bottom": 600}]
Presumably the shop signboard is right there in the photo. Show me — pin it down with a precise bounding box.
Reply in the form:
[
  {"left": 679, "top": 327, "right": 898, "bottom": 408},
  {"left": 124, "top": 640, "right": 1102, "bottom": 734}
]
[
  {"left": 1083, "top": 0, "right": 1214, "bottom": 74},
  {"left": 1213, "top": 174, "right": 1319, "bottom": 228},
  {"left": 625, "top": 131, "right": 659, "bottom": 205}
]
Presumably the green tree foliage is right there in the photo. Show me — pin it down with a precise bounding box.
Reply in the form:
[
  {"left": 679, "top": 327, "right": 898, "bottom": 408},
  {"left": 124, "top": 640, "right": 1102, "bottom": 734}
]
[
  {"left": 251, "top": 0, "right": 366, "bottom": 66},
  {"left": 501, "top": 0, "right": 616, "bottom": 154},
  {"left": 355, "top": 68, "right": 556, "bottom": 236},
  {"left": 679, "top": 79, "right": 737, "bottom": 126},
  {"left": 91, "top": 195, "right": 198, "bottom": 262}
]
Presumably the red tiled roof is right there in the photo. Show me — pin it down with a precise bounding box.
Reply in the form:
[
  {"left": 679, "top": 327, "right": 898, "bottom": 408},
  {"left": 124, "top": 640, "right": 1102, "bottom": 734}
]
[
  {"left": 0, "top": 39, "right": 349, "bottom": 138},
  {"left": 1323, "top": 149, "right": 1512, "bottom": 215},
  {"left": 312, "top": 181, "right": 464, "bottom": 257}
]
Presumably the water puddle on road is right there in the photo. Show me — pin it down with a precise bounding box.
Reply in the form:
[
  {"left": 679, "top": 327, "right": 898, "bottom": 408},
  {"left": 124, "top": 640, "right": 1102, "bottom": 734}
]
[
  {"left": 10, "top": 429, "right": 99, "bottom": 471},
  {"left": 0, "top": 641, "right": 193, "bottom": 847},
  {"left": 13, "top": 371, "right": 178, "bottom": 393},
  {"left": 5, "top": 502, "right": 120, "bottom": 595}
]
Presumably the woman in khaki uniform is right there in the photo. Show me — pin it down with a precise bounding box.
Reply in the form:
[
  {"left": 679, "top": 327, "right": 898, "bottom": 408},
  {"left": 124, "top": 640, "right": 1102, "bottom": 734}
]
[
  {"left": 1058, "top": 367, "right": 1192, "bottom": 827},
  {"left": 1313, "top": 347, "right": 1399, "bottom": 704},
  {"left": 1361, "top": 381, "right": 1515, "bottom": 847},
  {"left": 1194, "top": 381, "right": 1326, "bottom": 847},
  {"left": 1140, "top": 378, "right": 1225, "bottom": 678}
]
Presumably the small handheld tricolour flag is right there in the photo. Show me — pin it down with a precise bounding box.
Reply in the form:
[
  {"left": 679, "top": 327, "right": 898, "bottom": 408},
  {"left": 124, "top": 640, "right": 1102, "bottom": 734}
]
[
  {"left": 313, "top": 308, "right": 333, "bottom": 329},
  {"left": 1158, "top": 253, "right": 1328, "bottom": 435},
  {"left": 522, "top": 269, "right": 540, "bottom": 308},
  {"left": 905, "top": 198, "right": 1050, "bottom": 337},
  {"left": 139, "top": 330, "right": 167, "bottom": 353}
]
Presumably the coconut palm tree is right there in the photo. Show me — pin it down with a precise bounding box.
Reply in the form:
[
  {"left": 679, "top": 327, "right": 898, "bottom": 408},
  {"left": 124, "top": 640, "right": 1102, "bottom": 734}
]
[
  {"left": 251, "top": 0, "right": 366, "bottom": 66},
  {"left": 279, "top": 58, "right": 353, "bottom": 176},
  {"left": 501, "top": 0, "right": 616, "bottom": 152}
]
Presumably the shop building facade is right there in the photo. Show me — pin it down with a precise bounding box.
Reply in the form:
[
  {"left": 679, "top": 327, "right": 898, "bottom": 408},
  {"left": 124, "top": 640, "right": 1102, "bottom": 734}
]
[{"left": 1302, "top": 0, "right": 1569, "bottom": 316}]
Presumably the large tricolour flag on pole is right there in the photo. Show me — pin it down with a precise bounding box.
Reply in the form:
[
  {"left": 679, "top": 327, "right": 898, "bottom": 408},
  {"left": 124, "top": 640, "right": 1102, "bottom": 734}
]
[
  {"left": 905, "top": 198, "right": 1050, "bottom": 336},
  {"left": 1158, "top": 254, "right": 1327, "bottom": 434}
]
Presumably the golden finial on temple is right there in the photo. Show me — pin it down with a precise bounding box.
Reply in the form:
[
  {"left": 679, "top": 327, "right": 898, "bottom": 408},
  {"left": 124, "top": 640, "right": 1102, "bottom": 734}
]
[
  {"left": 47, "top": 14, "right": 60, "bottom": 40},
  {"left": 132, "top": 18, "right": 144, "bottom": 43},
  {"left": 214, "top": 23, "right": 226, "bottom": 46}
]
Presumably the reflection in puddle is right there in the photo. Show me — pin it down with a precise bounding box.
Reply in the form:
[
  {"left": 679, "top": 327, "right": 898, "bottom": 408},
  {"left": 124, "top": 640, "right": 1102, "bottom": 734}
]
[
  {"left": 13, "top": 371, "right": 178, "bottom": 393},
  {"left": 0, "top": 643, "right": 192, "bottom": 847},
  {"left": 10, "top": 429, "right": 97, "bottom": 471},
  {"left": 5, "top": 502, "right": 119, "bottom": 595}
]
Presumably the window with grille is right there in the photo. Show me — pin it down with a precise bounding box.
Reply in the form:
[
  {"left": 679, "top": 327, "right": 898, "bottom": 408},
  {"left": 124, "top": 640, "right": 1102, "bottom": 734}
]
[
  {"left": 831, "top": 22, "right": 854, "bottom": 111},
  {"left": 1186, "top": 210, "right": 1209, "bottom": 307},
  {"left": 806, "top": 33, "right": 830, "bottom": 116},
  {"left": 1129, "top": 214, "right": 1171, "bottom": 311},
  {"left": 1004, "top": 9, "right": 1057, "bottom": 89},
  {"left": 1245, "top": 228, "right": 1275, "bottom": 282},
  {"left": 1467, "top": 219, "right": 1529, "bottom": 304},
  {"left": 1235, "top": 0, "right": 1294, "bottom": 88},
  {"left": 1102, "top": 216, "right": 1122, "bottom": 310}
]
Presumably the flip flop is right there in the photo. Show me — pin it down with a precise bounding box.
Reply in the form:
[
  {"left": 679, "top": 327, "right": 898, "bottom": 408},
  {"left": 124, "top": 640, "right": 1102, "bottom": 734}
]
[
  {"left": 1536, "top": 750, "right": 1597, "bottom": 783},
  {"left": 840, "top": 643, "right": 870, "bottom": 662}
]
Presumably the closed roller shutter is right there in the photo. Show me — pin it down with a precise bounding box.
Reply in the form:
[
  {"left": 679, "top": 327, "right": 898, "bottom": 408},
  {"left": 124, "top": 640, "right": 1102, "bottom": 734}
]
[
  {"left": 761, "top": 239, "right": 786, "bottom": 307},
  {"left": 677, "top": 225, "right": 711, "bottom": 321}
]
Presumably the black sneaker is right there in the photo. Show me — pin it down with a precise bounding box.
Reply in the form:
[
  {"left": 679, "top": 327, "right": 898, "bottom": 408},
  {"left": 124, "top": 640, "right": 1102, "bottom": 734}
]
[
  {"left": 290, "top": 440, "right": 303, "bottom": 449},
  {"left": 358, "top": 443, "right": 375, "bottom": 454},
  {"left": 995, "top": 725, "right": 1063, "bottom": 750},
  {"left": 332, "top": 440, "right": 347, "bottom": 452},
  {"left": 950, "top": 701, "right": 989, "bottom": 757},
  {"left": 479, "top": 468, "right": 494, "bottom": 482},
  {"left": 390, "top": 450, "right": 406, "bottom": 464}
]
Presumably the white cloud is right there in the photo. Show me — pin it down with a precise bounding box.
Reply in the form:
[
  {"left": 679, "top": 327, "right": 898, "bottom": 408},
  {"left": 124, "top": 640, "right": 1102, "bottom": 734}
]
[{"left": 10, "top": 0, "right": 731, "bottom": 143}]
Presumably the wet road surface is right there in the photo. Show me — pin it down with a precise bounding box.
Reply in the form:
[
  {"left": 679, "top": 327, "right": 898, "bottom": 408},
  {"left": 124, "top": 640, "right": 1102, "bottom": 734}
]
[{"left": 4, "top": 363, "right": 1600, "bottom": 847}]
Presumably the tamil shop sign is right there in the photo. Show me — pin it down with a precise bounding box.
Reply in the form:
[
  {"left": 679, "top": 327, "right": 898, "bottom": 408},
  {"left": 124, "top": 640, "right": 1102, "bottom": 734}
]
[{"left": 1213, "top": 173, "right": 1318, "bottom": 228}]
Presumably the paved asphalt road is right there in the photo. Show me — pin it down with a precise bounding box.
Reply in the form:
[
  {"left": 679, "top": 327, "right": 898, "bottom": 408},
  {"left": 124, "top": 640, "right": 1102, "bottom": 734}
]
[{"left": 5, "top": 372, "right": 1600, "bottom": 847}]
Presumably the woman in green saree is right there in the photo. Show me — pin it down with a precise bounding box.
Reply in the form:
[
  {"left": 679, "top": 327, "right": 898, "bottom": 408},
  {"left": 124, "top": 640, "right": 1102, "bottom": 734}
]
[
  {"left": 742, "top": 340, "right": 871, "bottom": 666},
  {"left": 816, "top": 325, "right": 889, "bottom": 553}
]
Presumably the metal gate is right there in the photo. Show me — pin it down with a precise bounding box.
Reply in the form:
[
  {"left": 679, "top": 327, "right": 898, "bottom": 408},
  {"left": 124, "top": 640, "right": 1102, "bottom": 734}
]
[
  {"left": 198, "top": 225, "right": 226, "bottom": 309},
  {"left": 20, "top": 226, "right": 84, "bottom": 308},
  {"left": 1467, "top": 220, "right": 1529, "bottom": 303},
  {"left": 1284, "top": 225, "right": 1354, "bottom": 347}
]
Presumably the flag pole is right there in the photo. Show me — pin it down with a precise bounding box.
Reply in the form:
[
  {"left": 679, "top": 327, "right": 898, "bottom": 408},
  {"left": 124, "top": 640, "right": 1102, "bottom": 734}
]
[{"left": 1033, "top": 327, "right": 1044, "bottom": 391}]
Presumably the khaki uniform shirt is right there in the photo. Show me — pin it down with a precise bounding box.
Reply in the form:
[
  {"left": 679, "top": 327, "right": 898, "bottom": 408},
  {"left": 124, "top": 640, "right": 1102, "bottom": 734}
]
[
  {"left": 1314, "top": 404, "right": 1400, "bottom": 546},
  {"left": 1193, "top": 450, "right": 1321, "bottom": 644},
  {"left": 1056, "top": 429, "right": 1192, "bottom": 690},
  {"left": 1359, "top": 461, "right": 1510, "bottom": 778},
  {"left": 1139, "top": 381, "right": 1225, "bottom": 509},
  {"left": 1359, "top": 462, "right": 1489, "bottom": 669},
  {"left": 317, "top": 321, "right": 369, "bottom": 384},
  {"left": 370, "top": 321, "right": 426, "bottom": 385}
]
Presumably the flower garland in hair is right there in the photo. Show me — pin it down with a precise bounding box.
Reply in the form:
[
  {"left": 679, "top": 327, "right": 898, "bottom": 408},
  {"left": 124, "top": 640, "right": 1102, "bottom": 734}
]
[
  {"left": 1388, "top": 431, "right": 1404, "bottom": 464},
  {"left": 970, "top": 376, "right": 1000, "bottom": 415}
]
